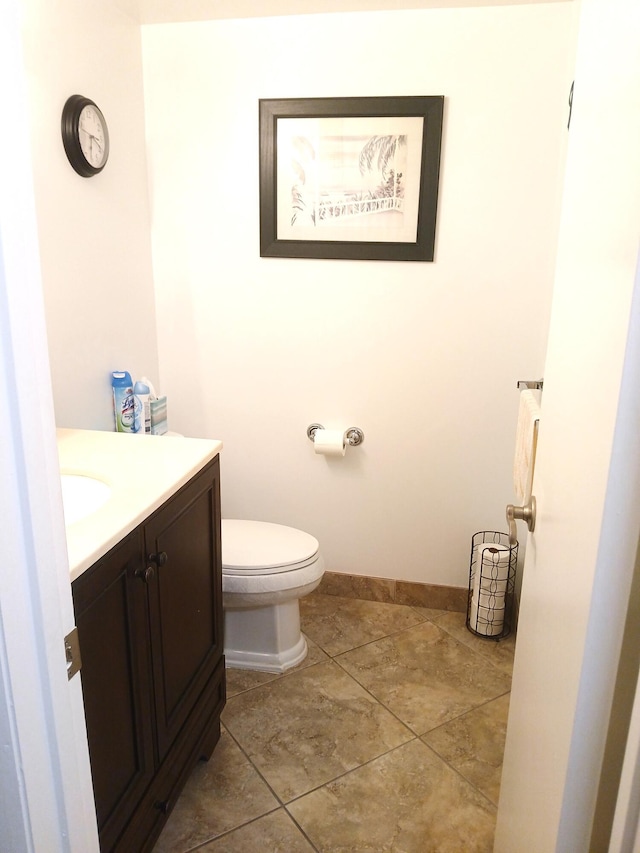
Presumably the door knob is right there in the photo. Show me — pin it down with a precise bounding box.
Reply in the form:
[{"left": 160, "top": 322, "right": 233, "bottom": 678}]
[
  {"left": 506, "top": 495, "right": 537, "bottom": 545},
  {"left": 148, "top": 551, "right": 168, "bottom": 567},
  {"left": 135, "top": 565, "right": 155, "bottom": 584}
]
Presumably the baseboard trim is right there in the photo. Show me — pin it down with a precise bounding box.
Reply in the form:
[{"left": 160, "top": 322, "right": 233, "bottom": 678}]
[{"left": 317, "top": 571, "right": 467, "bottom": 613}]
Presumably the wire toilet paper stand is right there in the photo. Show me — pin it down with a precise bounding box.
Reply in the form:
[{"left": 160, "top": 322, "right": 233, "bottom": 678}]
[{"left": 466, "top": 531, "right": 517, "bottom": 640}]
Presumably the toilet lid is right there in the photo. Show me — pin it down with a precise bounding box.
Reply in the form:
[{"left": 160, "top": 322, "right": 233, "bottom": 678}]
[{"left": 222, "top": 519, "right": 320, "bottom": 575}]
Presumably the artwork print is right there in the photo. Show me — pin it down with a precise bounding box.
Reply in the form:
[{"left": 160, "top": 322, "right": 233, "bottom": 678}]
[
  {"left": 277, "top": 116, "right": 423, "bottom": 245},
  {"left": 259, "top": 97, "right": 444, "bottom": 262}
]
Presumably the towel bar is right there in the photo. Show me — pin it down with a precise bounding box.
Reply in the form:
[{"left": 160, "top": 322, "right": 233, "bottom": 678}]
[{"left": 517, "top": 379, "right": 544, "bottom": 391}]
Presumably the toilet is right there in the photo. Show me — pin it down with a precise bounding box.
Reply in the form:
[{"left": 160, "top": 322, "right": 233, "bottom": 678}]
[{"left": 221, "top": 519, "right": 325, "bottom": 673}]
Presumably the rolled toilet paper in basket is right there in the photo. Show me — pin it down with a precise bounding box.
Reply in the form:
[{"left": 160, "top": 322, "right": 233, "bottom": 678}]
[
  {"left": 470, "top": 543, "right": 511, "bottom": 636},
  {"left": 474, "top": 544, "right": 511, "bottom": 595},
  {"left": 313, "top": 429, "right": 346, "bottom": 457}
]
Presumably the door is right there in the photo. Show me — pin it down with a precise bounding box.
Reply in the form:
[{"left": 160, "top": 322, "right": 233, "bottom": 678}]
[
  {"left": 145, "top": 458, "right": 224, "bottom": 760},
  {"left": 494, "top": 1, "right": 640, "bottom": 850},
  {"left": 72, "top": 532, "right": 155, "bottom": 852}
]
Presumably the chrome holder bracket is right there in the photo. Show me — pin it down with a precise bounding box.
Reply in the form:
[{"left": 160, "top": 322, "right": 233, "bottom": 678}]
[
  {"left": 345, "top": 427, "right": 364, "bottom": 447},
  {"left": 306, "top": 423, "right": 324, "bottom": 441},
  {"left": 506, "top": 495, "right": 537, "bottom": 546},
  {"left": 306, "top": 424, "right": 365, "bottom": 447}
]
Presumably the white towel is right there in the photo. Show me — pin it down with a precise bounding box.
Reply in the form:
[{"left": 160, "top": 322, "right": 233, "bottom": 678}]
[{"left": 513, "top": 390, "right": 541, "bottom": 504}]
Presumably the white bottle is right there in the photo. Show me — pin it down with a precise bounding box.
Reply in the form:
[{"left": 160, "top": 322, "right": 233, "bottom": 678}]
[{"left": 133, "top": 379, "right": 151, "bottom": 434}]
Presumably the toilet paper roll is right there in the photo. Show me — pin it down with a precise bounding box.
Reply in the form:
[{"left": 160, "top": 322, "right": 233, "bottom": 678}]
[
  {"left": 472, "top": 544, "right": 511, "bottom": 599},
  {"left": 469, "top": 543, "right": 511, "bottom": 636},
  {"left": 470, "top": 590, "right": 506, "bottom": 636},
  {"left": 313, "top": 429, "right": 346, "bottom": 457}
]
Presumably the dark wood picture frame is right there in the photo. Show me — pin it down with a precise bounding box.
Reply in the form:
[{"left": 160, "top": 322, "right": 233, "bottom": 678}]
[{"left": 259, "top": 95, "right": 444, "bottom": 262}]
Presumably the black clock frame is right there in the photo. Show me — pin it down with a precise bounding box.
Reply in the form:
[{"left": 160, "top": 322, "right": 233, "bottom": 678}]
[{"left": 61, "top": 94, "right": 109, "bottom": 178}]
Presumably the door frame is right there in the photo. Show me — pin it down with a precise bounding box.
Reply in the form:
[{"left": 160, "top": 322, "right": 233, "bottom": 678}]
[{"left": 0, "top": 2, "right": 99, "bottom": 850}]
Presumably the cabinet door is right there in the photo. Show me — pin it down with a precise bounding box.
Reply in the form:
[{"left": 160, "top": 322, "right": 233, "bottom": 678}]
[
  {"left": 144, "top": 457, "right": 223, "bottom": 760},
  {"left": 72, "top": 531, "right": 155, "bottom": 853}
]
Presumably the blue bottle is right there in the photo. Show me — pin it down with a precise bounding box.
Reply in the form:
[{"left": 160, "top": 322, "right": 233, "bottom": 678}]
[
  {"left": 133, "top": 379, "right": 151, "bottom": 434},
  {"left": 112, "top": 371, "right": 134, "bottom": 432}
]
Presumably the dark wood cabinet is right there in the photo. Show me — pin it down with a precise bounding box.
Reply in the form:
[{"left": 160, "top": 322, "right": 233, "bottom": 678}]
[
  {"left": 72, "top": 457, "right": 225, "bottom": 853},
  {"left": 72, "top": 529, "right": 155, "bottom": 848}
]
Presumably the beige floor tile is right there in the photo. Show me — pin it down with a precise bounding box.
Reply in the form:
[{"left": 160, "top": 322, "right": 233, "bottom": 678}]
[
  {"left": 427, "top": 609, "right": 516, "bottom": 675},
  {"left": 224, "top": 665, "right": 281, "bottom": 698},
  {"left": 288, "top": 739, "right": 496, "bottom": 853},
  {"left": 154, "top": 596, "right": 513, "bottom": 853},
  {"left": 222, "top": 659, "right": 413, "bottom": 802},
  {"left": 197, "top": 809, "right": 316, "bottom": 852},
  {"left": 337, "top": 620, "right": 511, "bottom": 735},
  {"left": 225, "top": 635, "right": 329, "bottom": 698},
  {"left": 410, "top": 605, "right": 454, "bottom": 622},
  {"left": 422, "top": 693, "right": 510, "bottom": 805},
  {"left": 300, "top": 592, "right": 426, "bottom": 656},
  {"left": 153, "top": 729, "right": 279, "bottom": 852}
]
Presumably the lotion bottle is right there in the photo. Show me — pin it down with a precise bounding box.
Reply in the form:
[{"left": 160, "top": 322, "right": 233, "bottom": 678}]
[{"left": 133, "top": 379, "right": 152, "bottom": 434}]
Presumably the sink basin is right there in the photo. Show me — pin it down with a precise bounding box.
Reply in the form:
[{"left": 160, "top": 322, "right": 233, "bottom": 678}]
[{"left": 60, "top": 473, "right": 111, "bottom": 525}]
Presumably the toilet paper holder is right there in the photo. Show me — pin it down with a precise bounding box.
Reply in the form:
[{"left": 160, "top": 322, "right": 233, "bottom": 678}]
[{"left": 306, "top": 423, "right": 365, "bottom": 447}]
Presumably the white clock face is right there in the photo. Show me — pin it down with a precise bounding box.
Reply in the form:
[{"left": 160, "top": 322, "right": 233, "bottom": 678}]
[{"left": 78, "top": 104, "right": 108, "bottom": 168}]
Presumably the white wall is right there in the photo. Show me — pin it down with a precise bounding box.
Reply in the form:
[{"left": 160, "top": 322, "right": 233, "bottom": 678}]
[
  {"left": 21, "top": 0, "right": 159, "bottom": 431},
  {"left": 142, "top": 3, "right": 575, "bottom": 586},
  {"left": 136, "top": 0, "right": 573, "bottom": 25}
]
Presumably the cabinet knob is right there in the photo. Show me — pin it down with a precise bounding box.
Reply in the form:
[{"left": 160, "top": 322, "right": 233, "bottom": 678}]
[
  {"left": 135, "top": 565, "right": 155, "bottom": 584},
  {"left": 148, "top": 551, "right": 168, "bottom": 567}
]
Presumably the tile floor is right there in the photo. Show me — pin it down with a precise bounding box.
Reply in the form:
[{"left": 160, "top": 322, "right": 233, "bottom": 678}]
[{"left": 153, "top": 592, "right": 514, "bottom": 853}]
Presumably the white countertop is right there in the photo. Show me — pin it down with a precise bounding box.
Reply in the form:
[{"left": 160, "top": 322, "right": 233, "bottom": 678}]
[{"left": 58, "top": 429, "right": 223, "bottom": 581}]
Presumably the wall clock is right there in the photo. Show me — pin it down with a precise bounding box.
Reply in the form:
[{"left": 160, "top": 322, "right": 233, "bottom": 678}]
[{"left": 61, "top": 94, "right": 109, "bottom": 177}]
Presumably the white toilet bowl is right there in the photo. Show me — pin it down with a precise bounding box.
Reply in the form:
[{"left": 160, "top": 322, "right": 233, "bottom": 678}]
[{"left": 222, "top": 519, "right": 325, "bottom": 673}]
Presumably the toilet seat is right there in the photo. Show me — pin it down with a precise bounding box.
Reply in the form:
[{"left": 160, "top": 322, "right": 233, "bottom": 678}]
[{"left": 222, "top": 519, "right": 320, "bottom": 576}]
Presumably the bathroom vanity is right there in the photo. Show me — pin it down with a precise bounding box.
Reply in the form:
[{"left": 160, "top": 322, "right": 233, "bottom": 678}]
[{"left": 59, "top": 430, "right": 225, "bottom": 853}]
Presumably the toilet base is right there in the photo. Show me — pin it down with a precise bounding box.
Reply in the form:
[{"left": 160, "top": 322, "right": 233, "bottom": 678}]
[{"left": 224, "top": 599, "right": 308, "bottom": 673}]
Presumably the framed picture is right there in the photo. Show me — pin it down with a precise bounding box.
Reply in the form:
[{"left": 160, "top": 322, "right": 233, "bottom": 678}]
[{"left": 259, "top": 95, "right": 444, "bottom": 262}]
